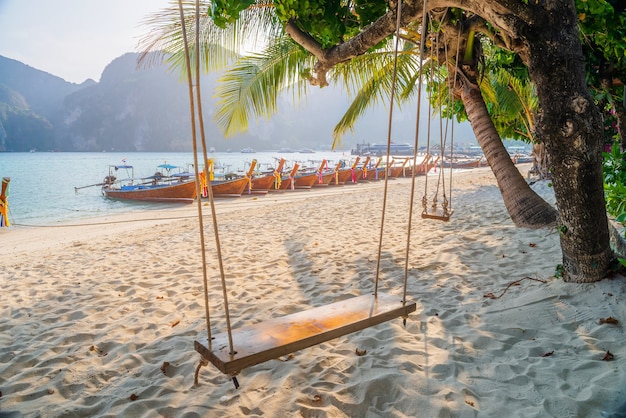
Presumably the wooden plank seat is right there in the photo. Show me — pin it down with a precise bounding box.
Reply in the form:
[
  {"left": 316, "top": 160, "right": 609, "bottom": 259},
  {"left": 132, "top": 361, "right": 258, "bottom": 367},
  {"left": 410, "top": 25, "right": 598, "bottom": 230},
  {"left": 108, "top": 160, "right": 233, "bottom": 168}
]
[
  {"left": 194, "top": 292, "right": 416, "bottom": 376},
  {"left": 421, "top": 208, "right": 454, "bottom": 222}
]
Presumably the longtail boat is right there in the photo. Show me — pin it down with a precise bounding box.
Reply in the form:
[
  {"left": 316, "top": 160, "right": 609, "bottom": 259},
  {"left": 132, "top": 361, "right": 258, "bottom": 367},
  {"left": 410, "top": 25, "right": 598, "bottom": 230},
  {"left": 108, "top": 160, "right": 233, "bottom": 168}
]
[
  {"left": 101, "top": 164, "right": 197, "bottom": 203},
  {"left": 293, "top": 160, "right": 328, "bottom": 189},
  {"left": 278, "top": 164, "right": 300, "bottom": 190},
  {"left": 388, "top": 157, "right": 410, "bottom": 178},
  {"left": 313, "top": 161, "right": 343, "bottom": 187},
  {"left": 248, "top": 158, "right": 286, "bottom": 194},
  {"left": 103, "top": 181, "right": 197, "bottom": 203},
  {"left": 402, "top": 154, "right": 438, "bottom": 177},
  {"left": 442, "top": 156, "right": 485, "bottom": 169},
  {"left": 209, "top": 160, "right": 256, "bottom": 197},
  {"left": 1, "top": 177, "right": 10, "bottom": 227},
  {"left": 366, "top": 158, "right": 385, "bottom": 180},
  {"left": 329, "top": 157, "right": 360, "bottom": 185},
  {"left": 352, "top": 156, "right": 371, "bottom": 182},
  {"left": 412, "top": 155, "right": 439, "bottom": 176}
]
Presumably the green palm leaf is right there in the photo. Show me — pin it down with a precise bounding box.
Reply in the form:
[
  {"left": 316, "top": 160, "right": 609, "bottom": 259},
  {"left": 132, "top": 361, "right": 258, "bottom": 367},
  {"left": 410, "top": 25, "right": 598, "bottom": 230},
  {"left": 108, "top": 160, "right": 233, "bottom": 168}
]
[{"left": 214, "top": 36, "right": 314, "bottom": 136}]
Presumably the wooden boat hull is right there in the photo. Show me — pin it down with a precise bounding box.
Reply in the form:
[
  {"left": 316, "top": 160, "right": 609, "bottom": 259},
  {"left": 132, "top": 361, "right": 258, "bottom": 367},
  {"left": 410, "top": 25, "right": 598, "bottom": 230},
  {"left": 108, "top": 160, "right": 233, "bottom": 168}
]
[
  {"left": 279, "top": 176, "right": 296, "bottom": 190},
  {"left": 293, "top": 173, "right": 320, "bottom": 189},
  {"left": 402, "top": 161, "right": 438, "bottom": 177},
  {"left": 443, "top": 159, "right": 483, "bottom": 169},
  {"left": 351, "top": 168, "right": 367, "bottom": 182},
  {"left": 103, "top": 180, "right": 197, "bottom": 203},
  {"left": 388, "top": 166, "right": 408, "bottom": 178},
  {"left": 278, "top": 173, "right": 318, "bottom": 190},
  {"left": 249, "top": 174, "right": 279, "bottom": 194},
  {"left": 312, "top": 172, "right": 335, "bottom": 187},
  {"left": 211, "top": 177, "right": 250, "bottom": 197},
  {"left": 329, "top": 169, "right": 354, "bottom": 185},
  {"left": 386, "top": 157, "right": 411, "bottom": 178},
  {"left": 350, "top": 157, "right": 371, "bottom": 183},
  {"left": 248, "top": 159, "right": 285, "bottom": 194},
  {"left": 366, "top": 168, "right": 386, "bottom": 180}
]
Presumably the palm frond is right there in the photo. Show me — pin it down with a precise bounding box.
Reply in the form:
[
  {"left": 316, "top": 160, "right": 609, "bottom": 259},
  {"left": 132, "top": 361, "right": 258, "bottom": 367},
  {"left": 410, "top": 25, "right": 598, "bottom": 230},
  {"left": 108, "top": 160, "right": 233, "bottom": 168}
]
[
  {"left": 214, "top": 36, "right": 314, "bottom": 136},
  {"left": 330, "top": 50, "right": 422, "bottom": 147},
  {"left": 478, "top": 67, "right": 537, "bottom": 141},
  {"left": 138, "top": 1, "right": 282, "bottom": 76}
]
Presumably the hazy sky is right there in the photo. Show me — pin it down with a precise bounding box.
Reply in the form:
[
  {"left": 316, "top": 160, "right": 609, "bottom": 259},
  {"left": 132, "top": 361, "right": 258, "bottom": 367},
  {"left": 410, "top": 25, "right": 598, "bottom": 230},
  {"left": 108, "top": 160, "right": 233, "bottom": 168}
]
[{"left": 0, "top": 0, "right": 172, "bottom": 84}]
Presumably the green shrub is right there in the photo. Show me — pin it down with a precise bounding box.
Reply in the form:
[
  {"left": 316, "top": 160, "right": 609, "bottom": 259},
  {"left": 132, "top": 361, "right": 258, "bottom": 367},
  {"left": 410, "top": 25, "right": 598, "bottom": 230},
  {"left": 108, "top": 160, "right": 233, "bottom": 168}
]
[{"left": 603, "top": 142, "right": 626, "bottom": 220}]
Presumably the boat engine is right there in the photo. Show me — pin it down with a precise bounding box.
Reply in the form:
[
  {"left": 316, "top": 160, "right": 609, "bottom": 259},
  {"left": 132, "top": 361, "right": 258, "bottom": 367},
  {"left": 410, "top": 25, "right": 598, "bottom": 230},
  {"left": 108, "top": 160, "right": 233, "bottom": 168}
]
[{"left": 103, "top": 175, "right": 116, "bottom": 185}]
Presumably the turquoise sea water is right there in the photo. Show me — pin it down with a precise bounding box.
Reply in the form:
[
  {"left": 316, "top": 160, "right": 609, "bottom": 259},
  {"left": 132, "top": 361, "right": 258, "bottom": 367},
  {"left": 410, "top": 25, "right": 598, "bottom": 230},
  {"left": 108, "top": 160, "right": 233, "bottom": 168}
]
[{"left": 0, "top": 150, "right": 353, "bottom": 226}]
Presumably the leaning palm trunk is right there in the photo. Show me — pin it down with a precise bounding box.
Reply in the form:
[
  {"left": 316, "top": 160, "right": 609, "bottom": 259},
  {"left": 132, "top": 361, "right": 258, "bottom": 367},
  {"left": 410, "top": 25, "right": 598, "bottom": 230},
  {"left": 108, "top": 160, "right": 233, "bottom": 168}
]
[{"left": 459, "top": 80, "right": 558, "bottom": 228}]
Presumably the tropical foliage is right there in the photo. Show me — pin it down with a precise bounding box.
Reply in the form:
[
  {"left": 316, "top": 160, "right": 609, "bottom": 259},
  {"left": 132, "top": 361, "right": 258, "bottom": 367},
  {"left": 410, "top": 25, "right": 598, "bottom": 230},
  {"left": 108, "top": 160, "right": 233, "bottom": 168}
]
[
  {"left": 213, "top": 36, "right": 315, "bottom": 136},
  {"left": 577, "top": 0, "right": 626, "bottom": 148},
  {"left": 603, "top": 141, "right": 626, "bottom": 267},
  {"left": 603, "top": 142, "right": 626, "bottom": 221}
]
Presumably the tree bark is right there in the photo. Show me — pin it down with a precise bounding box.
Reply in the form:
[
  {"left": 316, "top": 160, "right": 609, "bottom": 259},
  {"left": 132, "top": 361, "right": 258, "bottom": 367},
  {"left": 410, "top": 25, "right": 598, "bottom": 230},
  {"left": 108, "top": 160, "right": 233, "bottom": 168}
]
[
  {"left": 529, "top": 2, "right": 612, "bottom": 283},
  {"left": 460, "top": 78, "right": 557, "bottom": 228}
]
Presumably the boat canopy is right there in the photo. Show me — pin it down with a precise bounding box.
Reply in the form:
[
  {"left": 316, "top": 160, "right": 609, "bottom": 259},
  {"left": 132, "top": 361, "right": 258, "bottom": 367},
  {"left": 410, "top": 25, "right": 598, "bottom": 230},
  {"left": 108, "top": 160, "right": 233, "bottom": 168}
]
[{"left": 157, "top": 164, "right": 178, "bottom": 170}]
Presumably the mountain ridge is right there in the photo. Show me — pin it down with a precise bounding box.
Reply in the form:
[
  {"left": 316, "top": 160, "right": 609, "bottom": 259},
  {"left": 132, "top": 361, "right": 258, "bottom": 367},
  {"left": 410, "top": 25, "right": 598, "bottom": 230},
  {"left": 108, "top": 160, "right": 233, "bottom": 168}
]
[{"left": 0, "top": 53, "right": 478, "bottom": 152}]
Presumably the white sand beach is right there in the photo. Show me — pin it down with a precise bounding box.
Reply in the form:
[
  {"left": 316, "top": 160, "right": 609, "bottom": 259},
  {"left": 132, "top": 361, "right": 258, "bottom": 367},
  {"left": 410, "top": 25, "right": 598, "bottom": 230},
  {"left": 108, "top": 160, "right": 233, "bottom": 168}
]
[{"left": 1, "top": 165, "right": 626, "bottom": 417}]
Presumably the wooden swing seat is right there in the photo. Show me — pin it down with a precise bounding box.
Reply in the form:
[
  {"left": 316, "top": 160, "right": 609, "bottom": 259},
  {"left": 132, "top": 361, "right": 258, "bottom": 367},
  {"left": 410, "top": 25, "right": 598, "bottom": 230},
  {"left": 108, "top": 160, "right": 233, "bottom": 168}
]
[
  {"left": 421, "top": 208, "right": 454, "bottom": 222},
  {"left": 194, "top": 292, "right": 416, "bottom": 375}
]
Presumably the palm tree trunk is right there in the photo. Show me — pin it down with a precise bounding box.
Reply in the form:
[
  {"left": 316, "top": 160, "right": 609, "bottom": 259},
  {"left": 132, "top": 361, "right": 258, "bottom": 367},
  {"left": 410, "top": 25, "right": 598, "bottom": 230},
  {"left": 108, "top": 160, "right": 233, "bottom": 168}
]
[
  {"left": 459, "top": 80, "right": 558, "bottom": 228},
  {"left": 529, "top": 5, "right": 612, "bottom": 283}
]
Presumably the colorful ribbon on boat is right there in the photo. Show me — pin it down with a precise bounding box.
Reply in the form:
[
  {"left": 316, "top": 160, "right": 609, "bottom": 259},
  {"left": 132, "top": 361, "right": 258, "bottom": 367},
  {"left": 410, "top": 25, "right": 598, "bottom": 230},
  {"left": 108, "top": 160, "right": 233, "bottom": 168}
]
[
  {"left": 273, "top": 171, "right": 282, "bottom": 189},
  {"left": 198, "top": 172, "right": 208, "bottom": 197},
  {"left": 207, "top": 159, "right": 215, "bottom": 181},
  {"left": 351, "top": 168, "right": 356, "bottom": 183},
  {"left": 0, "top": 177, "right": 10, "bottom": 227},
  {"left": 247, "top": 160, "right": 257, "bottom": 195},
  {"left": 0, "top": 201, "right": 8, "bottom": 227},
  {"left": 363, "top": 165, "right": 368, "bottom": 179}
]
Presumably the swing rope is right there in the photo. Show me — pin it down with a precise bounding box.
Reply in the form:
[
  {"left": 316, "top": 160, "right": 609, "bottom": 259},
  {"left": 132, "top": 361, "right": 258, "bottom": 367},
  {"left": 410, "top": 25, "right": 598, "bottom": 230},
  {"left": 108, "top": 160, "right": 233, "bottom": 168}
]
[
  {"left": 445, "top": 29, "right": 462, "bottom": 217},
  {"left": 433, "top": 24, "right": 447, "bottom": 212},
  {"left": 375, "top": 0, "right": 405, "bottom": 299},
  {"left": 421, "top": 8, "right": 459, "bottom": 220},
  {"left": 434, "top": 19, "right": 449, "bottom": 216},
  {"left": 404, "top": 0, "right": 429, "bottom": 297},
  {"left": 422, "top": 16, "right": 436, "bottom": 214},
  {"left": 433, "top": 12, "right": 461, "bottom": 219},
  {"left": 179, "top": 0, "right": 235, "bottom": 356}
]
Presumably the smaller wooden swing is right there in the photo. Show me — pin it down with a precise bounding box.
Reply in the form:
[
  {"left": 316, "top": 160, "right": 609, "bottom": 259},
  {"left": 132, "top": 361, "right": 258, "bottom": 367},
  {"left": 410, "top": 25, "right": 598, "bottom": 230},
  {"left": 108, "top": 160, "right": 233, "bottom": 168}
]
[
  {"left": 418, "top": 11, "right": 460, "bottom": 222},
  {"left": 177, "top": 0, "right": 416, "bottom": 388}
]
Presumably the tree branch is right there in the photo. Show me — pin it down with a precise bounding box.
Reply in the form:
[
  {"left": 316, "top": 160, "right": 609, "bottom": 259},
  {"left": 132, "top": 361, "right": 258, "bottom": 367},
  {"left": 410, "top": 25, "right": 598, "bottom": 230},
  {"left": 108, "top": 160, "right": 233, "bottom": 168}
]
[{"left": 286, "top": 0, "right": 537, "bottom": 86}]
